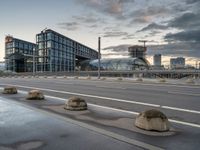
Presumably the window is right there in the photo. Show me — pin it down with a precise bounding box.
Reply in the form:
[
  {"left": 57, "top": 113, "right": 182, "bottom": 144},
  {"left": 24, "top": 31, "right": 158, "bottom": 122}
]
[
  {"left": 47, "top": 33, "right": 52, "bottom": 40},
  {"left": 47, "top": 41, "right": 51, "bottom": 48}
]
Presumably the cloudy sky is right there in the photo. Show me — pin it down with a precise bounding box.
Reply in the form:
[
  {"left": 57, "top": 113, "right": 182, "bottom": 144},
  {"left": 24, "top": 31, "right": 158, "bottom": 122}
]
[{"left": 0, "top": 0, "right": 200, "bottom": 66}]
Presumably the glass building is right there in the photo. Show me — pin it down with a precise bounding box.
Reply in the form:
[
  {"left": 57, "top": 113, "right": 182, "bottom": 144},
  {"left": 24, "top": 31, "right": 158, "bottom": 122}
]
[
  {"left": 36, "top": 29, "right": 98, "bottom": 72},
  {"left": 5, "top": 36, "right": 36, "bottom": 72},
  {"left": 80, "top": 58, "right": 149, "bottom": 71}
]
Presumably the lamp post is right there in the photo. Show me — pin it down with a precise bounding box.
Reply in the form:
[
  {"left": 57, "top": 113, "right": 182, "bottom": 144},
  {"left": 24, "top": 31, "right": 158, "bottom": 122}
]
[
  {"left": 33, "top": 48, "right": 35, "bottom": 76},
  {"left": 98, "top": 37, "right": 101, "bottom": 79}
]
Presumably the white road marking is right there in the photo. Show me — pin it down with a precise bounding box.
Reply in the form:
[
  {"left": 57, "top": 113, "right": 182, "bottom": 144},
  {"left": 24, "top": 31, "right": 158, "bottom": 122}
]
[
  {"left": 162, "top": 106, "right": 200, "bottom": 114},
  {"left": 0, "top": 84, "right": 200, "bottom": 115},
  {"left": 0, "top": 84, "right": 160, "bottom": 107},
  {"left": 1, "top": 88, "right": 200, "bottom": 128},
  {"left": 17, "top": 91, "right": 200, "bottom": 128},
  {"left": 168, "top": 119, "right": 200, "bottom": 128},
  {"left": 168, "top": 91, "right": 200, "bottom": 97},
  {"left": 96, "top": 85, "right": 127, "bottom": 90}
]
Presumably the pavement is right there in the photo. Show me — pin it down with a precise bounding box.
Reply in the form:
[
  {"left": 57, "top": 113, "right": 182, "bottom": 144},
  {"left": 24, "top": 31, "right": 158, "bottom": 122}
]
[
  {"left": 0, "top": 97, "right": 145, "bottom": 150},
  {"left": 0, "top": 77, "right": 200, "bottom": 149}
]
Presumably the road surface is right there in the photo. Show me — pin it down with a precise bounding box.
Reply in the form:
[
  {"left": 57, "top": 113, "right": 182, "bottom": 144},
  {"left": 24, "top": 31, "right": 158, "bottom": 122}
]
[{"left": 0, "top": 77, "right": 200, "bottom": 149}]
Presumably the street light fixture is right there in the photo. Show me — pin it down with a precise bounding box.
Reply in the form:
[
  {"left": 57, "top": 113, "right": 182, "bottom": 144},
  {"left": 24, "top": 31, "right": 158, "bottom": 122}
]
[{"left": 98, "top": 37, "right": 101, "bottom": 79}]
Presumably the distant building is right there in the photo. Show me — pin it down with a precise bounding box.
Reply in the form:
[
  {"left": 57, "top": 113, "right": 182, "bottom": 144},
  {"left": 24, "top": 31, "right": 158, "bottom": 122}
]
[
  {"left": 128, "top": 45, "right": 146, "bottom": 59},
  {"left": 170, "top": 57, "right": 185, "bottom": 69},
  {"left": 36, "top": 29, "right": 98, "bottom": 72},
  {"left": 153, "top": 54, "right": 161, "bottom": 66},
  {"left": 4, "top": 36, "right": 36, "bottom": 72},
  {"left": 80, "top": 58, "right": 149, "bottom": 71}
]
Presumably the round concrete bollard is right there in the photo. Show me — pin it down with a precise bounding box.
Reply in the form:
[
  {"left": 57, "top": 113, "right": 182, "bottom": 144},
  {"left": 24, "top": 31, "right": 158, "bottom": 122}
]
[
  {"left": 100, "top": 77, "right": 106, "bottom": 80},
  {"left": 159, "top": 78, "right": 166, "bottom": 83},
  {"left": 86, "top": 75, "right": 91, "bottom": 80},
  {"left": 74, "top": 76, "right": 79, "bottom": 79},
  {"left": 26, "top": 90, "right": 45, "bottom": 100},
  {"left": 3, "top": 86, "right": 18, "bottom": 94},
  {"left": 135, "top": 109, "right": 170, "bottom": 132},
  {"left": 64, "top": 97, "right": 87, "bottom": 111},
  {"left": 136, "top": 78, "right": 143, "bottom": 82},
  {"left": 64, "top": 75, "right": 67, "bottom": 79},
  {"left": 117, "top": 77, "right": 123, "bottom": 81},
  {"left": 186, "top": 78, "right": 195, "bottom": 84}
]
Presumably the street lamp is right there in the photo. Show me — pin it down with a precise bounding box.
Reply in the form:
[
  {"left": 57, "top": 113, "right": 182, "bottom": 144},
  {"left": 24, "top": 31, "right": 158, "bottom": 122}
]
[
  {"left": 98, "top": 37, "right": 101, "bottom": 79},
  {"left": 33, "top": 48, "right": 35, "bottom": 76}
]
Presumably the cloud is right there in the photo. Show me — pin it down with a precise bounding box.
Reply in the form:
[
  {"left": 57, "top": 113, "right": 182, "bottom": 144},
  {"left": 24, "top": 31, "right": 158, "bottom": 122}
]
[
  {"left": 103, "top": 44, "right": 131, "bottom": 52},
  {"left": 186, "top": 0, "right": 200, "bottom": 4},
  {"left": 121, "top": 34, "right": 136, "bottom": 40},
  {"left": 168, "top": 12, "right": 200, "bottom": 30},
  {"left": 137, "top": 23, "right": 168, "bottom": 32},
  {"left": 129, "top": 6, "right": 170, "bottom": 24},
  {"left": 58, "top": 14, "right": 105, "bottom": 31},
  {"left": 76, "top": 0, "right": 135, "bottom": 17},
  {"left": 164, "top": 30, "right": 200, "bottom": 42},
  {"left": 131, "top": 17, "right": 152, "bottom": 24},
  {"left": 57, "top": 22, "right": 79, "bottom": 31},
  {"left": 72, "top": 15, "right": 100, "bottom": 24},
  {"left": 103, "top": 31, "right": 128, "bottom": 37},
  {"left": 137, "top": 12, "right": 200, "bottom": 34},
  {"left": 147, "top": 42, "right": 200, "bottom": 58},
  {"left": 102, "top": 42, "right": 200, "bottom": 59}
]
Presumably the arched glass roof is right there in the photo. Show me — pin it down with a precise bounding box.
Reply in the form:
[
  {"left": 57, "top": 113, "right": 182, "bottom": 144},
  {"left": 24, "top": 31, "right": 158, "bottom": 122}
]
[{"left": 80, "top": 57, "right": 149, "bottom": 71}]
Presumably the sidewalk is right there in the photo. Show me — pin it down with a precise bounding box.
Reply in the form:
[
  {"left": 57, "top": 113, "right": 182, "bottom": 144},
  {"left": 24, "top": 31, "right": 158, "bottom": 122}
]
[{"left": 0, "top": 97, "right": 143, "bottom": 150}]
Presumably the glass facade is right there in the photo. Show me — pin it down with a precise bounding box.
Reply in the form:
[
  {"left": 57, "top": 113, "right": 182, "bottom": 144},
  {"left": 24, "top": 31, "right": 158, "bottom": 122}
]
[
  {"left": 5, "top": 36, "right": 36, "bottom": 72},
  {"left": 80, "top": 58, "right": 149, "bottom": 71},
  {"left": 36, "top": 29, "right": 98, "bottom": 72}
]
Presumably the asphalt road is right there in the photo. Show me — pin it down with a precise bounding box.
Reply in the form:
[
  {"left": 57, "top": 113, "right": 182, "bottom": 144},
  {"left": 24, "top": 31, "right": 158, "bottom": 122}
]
[
  {"left": 0, "top": 77, "right": 200, "bottom": 149},
  {"left": 0, "top": 77, "right": 199, "bottom": 123}
]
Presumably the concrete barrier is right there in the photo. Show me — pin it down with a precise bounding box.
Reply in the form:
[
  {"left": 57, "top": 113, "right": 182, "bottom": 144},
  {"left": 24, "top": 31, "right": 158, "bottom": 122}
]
[
  {"left": 2, "top": 86, "right": 18, "bottom": 94},
  {"left": 135, "top": 109, "right": 170, "bottom": 132},
  {"left": 186, "top": 78, "right": 195, "bottom": 84},
  {"left": 117, "top": 77, "right": 123, "bottom": 81},
  {"left": 64, "top": 97, "right": 87, "bottom": 111},
  {"left": 26, "top": 90, "right": 45, "bottom": 100},
  {"left": 136, "top": 78, "right": 143, "bottom": 82}
]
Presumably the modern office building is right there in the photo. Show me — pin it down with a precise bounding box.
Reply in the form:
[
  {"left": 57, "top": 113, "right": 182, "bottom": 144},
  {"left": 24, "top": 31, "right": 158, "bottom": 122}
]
[
  {"left": 170, "top": 57, "right": 185, "bottom": 69},
  {"left": 36, "top": 29, "right": 98, "bottom": 72},
  {"left": 4, "top": 36, "right": 36, "bottom": 72},
  {"left": 128, "top": 45, "right": 147, "bottom": 59},
  {"left": 5, "top": 29, "right": 98, "bottom": 73},
  {"left": 153, "top": 54, "right": 161, "bottom": 66}
]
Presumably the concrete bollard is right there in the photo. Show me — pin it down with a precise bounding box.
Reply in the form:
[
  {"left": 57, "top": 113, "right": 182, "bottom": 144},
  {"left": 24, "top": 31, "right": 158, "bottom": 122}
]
[
  {"left": 186, "top": 78, "right": 195, "bottom": 84},
  {"left": 136, "top": 78, "right": 143, "bottom": 82},
  {"left": 3, "top": 86, "right": 18, "bottom": 94},
  {"left": 86, "top": 75, "right": 91, "bottom": 80},
  {"left": 26, "top": 90, "right": 45, "bottom": 100},
  {"left": 159, "top": 78, "right": 166, "bottom": 83},
  {"left": 117, "top": 77, "right": 123, "bottom": 81},
  {"left": 74, "top": 76, "right": 79, "bottom": 79},
  {"left": 100, "top": 77, "right": 106, "bottom": 80},
  {"left": 135, "top": 109, "right": 170, "bottom": 132},
  {"left": 64, "top": 97, "right": 87, "bottom": 111}
]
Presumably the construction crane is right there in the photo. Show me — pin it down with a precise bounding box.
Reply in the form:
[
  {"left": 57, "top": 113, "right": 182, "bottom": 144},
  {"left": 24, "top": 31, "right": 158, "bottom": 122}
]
[{"left": 138, "top": 40, "right": 148, "bottom": 48}]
